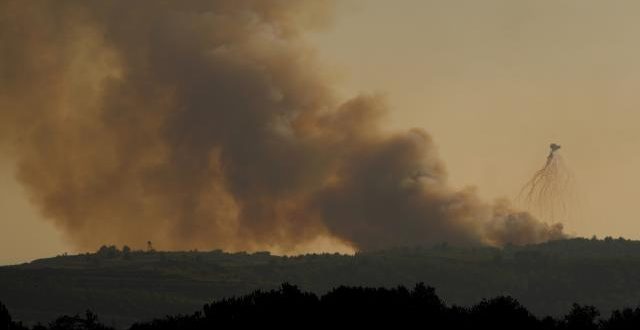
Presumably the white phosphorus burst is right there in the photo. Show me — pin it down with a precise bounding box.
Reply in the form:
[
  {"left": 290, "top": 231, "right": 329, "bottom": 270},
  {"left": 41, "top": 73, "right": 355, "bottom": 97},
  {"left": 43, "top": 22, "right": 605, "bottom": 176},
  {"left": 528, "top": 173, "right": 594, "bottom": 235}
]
[{"left": 517, "top": 143, "right": 577, "bottom": 223}]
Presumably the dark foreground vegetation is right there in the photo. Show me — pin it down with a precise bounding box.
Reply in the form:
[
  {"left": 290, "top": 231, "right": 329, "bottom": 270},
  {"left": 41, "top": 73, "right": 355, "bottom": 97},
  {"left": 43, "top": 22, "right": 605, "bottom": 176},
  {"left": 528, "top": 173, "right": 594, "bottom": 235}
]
[
  {"left": 3, "top": 237, "right": 640, "bottom": 326},
  {"left": 3, "top": 283, "right": 640, "bottom": 330}
]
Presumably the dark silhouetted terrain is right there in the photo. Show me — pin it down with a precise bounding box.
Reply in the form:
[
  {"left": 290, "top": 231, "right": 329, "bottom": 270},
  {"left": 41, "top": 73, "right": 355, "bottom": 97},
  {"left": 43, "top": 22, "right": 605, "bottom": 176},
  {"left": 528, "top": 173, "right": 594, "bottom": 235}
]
[
  {"left": 2, "top": 237, "right": 640, "bottom": 327},
  {"left": 3, "top": 283, "right": 640, "bottom": 329}
]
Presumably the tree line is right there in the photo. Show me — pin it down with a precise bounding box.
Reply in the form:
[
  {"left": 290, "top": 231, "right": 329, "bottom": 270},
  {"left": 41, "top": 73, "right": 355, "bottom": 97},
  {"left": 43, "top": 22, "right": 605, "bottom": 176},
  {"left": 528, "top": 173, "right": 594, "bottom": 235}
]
[{"left": 3, "top": 283, "right": 640, "bottom": 330}]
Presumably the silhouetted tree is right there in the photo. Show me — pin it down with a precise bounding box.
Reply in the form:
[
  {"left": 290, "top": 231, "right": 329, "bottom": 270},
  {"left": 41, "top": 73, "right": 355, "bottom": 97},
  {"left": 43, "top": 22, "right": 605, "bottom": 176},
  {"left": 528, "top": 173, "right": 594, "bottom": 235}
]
[
  {"left": 563, "top": 304, "right": 599, "bottom": 330},
  {"left": 96, "top": 246, "right": 119, "bottom": 258},
  {"left": 146, "top": 241, "right": 154, "bottom": 253},
  {"left": 48, "top": 311, "right": 112, "bottom": 330},
  {"left": 601, "top": 307, "right": 640, "bottom": 330},
  {"left": 0, "top": 302, "right": 29, "bottom": 330},
  {"left": 1, "top": 301, "right": 11, "bottom": 330},
  {"left": 471, "top": 296, "right": 540, "bottom": 330},
  {"left": 122, "top": 245, "right": 132, "bottom": 260}
]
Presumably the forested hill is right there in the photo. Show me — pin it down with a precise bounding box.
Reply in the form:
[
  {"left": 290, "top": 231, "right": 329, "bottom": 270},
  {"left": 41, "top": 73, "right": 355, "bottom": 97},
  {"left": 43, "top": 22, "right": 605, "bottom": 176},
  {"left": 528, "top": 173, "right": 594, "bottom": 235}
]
[{"left": 2, "top": 237, "right": 640, "bottom": 327}]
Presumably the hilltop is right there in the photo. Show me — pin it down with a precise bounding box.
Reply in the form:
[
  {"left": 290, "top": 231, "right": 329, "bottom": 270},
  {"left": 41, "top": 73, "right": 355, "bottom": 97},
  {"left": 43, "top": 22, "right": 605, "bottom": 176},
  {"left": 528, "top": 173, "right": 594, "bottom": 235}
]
[{"left": 2, "top": 237, "right": 640, "bottom": 326}]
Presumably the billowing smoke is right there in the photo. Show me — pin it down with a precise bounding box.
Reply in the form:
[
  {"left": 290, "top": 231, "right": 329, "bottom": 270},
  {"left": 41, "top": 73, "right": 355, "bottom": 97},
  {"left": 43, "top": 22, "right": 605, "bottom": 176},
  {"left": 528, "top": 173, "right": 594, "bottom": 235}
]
[{"left": 0, "top": 1, "right": 564, "bottom": 252}]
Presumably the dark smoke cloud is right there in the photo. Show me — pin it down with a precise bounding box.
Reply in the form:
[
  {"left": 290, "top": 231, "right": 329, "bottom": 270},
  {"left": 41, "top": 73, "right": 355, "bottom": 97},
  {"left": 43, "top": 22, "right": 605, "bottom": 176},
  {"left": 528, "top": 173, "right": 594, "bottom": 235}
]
[{"left": 0, "top": 0, "right": 564, "bottom": 252}]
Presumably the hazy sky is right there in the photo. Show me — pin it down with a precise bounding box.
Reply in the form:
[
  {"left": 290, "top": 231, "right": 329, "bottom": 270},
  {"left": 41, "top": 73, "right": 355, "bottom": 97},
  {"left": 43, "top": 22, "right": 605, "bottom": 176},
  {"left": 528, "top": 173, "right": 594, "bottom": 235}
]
[
  {"left": 2, "top": 0, "right": 640, "bottom": 264},
  {"left": 308, "top": 0, "right": 640, "bottom": 238},
  {"left": 0, "top": 159, "right": 67, "bottom": 265}
]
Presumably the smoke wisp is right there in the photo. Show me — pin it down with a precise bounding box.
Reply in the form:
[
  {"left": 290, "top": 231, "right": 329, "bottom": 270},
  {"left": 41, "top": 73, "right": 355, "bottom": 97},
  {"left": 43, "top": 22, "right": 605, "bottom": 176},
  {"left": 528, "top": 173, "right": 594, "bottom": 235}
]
[{"left": 0, "top": 0, "right": 564, "bottom": 252}]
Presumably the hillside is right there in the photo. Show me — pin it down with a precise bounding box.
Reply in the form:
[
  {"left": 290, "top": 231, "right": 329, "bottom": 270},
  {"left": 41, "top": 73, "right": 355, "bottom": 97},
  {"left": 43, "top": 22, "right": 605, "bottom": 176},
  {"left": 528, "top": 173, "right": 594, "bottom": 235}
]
[{"left": 2, "top": 237, "right": 640, "bottom": 326}]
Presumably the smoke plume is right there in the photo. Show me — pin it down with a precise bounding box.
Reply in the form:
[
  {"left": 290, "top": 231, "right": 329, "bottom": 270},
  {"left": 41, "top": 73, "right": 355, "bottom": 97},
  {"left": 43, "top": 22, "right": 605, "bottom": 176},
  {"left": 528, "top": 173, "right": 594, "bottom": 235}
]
[{"left": 0, "top": 0, "right": 564, "bottom": 252}]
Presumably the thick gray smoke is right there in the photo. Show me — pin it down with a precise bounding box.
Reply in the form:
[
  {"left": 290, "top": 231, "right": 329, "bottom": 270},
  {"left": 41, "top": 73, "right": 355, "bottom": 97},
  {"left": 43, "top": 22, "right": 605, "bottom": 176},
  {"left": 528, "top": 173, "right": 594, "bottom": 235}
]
[{"left": 0, "top": 0, "right": 564, "bottom": 252}]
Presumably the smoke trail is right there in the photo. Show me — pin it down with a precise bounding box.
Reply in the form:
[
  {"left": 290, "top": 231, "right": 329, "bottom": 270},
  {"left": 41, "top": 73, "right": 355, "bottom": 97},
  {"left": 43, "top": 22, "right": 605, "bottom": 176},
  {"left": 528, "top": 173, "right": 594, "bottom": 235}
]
[
  {"left": 0, "top": 0, "right": 564, "bottom": 252},
  {"left": 517, "top": 144, "right": 575, "bottom": 223}
]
